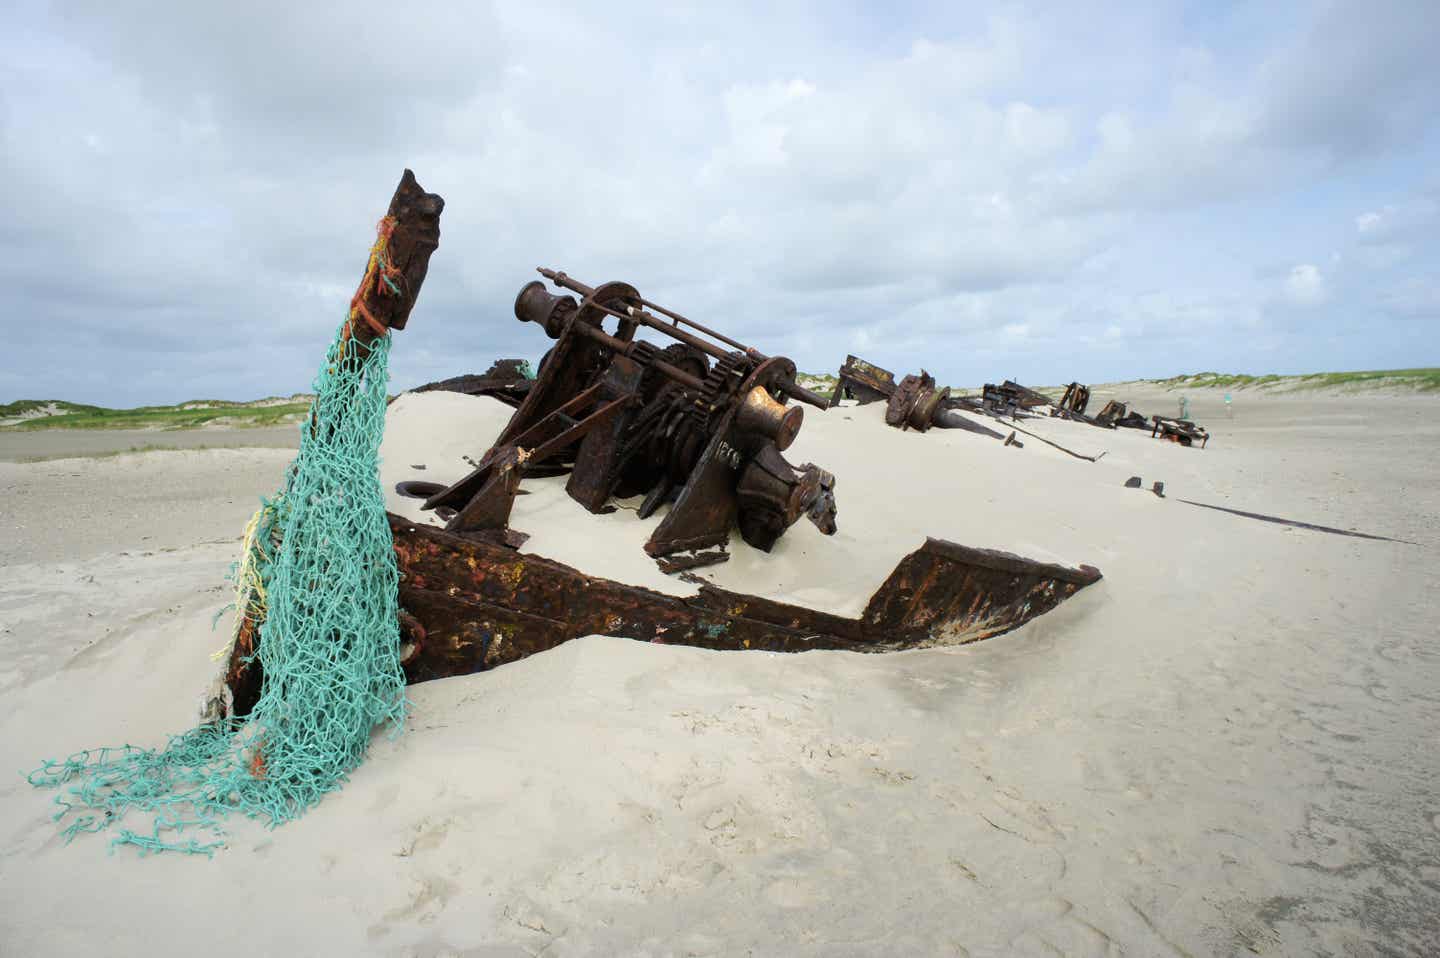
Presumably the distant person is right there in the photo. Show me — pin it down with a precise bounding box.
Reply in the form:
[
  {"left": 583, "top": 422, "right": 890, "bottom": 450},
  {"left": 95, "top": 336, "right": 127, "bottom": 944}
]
[
  {"left": 1179, "top": 395, "right": 1191, "bottom": 421},
  {"left": 1225, "top": 392, "right": 1233, "bottom": 418}
]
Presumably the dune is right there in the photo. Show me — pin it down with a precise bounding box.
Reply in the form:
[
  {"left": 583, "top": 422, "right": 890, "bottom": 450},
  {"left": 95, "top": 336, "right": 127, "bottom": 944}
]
[{"left": 0, "top": 386, "right": 1436, "bottom": 955}]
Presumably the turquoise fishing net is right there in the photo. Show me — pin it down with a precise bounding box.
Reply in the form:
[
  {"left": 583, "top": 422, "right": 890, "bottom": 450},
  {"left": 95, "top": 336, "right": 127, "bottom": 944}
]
[{"left": 28, "top": 324, "right": 407, "bottom": 856}]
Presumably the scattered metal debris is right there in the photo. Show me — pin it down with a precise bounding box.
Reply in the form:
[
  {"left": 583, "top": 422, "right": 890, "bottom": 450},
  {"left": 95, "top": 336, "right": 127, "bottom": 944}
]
[
  {"left": 1060, "top": 391, "right": 1212, "bottom": 449},
  {"left": 983, "top": 380, "right": 1052, "bottom": 416},
  {"left": 1055, "top": 382, "right": 1091, "bottom": 417},
  {"left": 408, "top": 358, "right": 535, "bottom": 408},
  {"left": 830, "top": 355, "right": 898, "bottom": 405},
  {"left": 830, "top": 356, "right": 1004, "bottom": 437},
  {"left": 833, "top": 361, "right": 1214, "bottom": 452},
  {"left": 1151, "top": 416, "right": 1210, "bottom": 448},
  {"left": 1095, "top": 400, "right": 1148, "bottom": 430},
  {"left": 885, "top": 371, "right": 950, "bottom": 431}
]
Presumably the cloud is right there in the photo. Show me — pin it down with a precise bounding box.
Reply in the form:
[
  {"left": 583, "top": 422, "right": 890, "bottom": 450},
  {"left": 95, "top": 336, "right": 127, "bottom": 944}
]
[
  {"left": 1355, "top": 193, "right": 1439, "bottom": 245},
  {"left": 0, "top": 0, "right": 1437, "bottom": 405},
  {"left": 1283, "top": 264, "right": 1329, "bottom": 306},
  {"left": 1048, "top": 1, "right": 1440, "bottom": 213}
]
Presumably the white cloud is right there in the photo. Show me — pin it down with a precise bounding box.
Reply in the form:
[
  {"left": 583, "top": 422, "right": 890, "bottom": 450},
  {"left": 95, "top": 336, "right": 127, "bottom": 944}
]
[
  {"left": 1283, "top": 264, "right": 1329, "bottom": 307},
  {"left": 1354, "top": 194, "right": 1438, "bottom": 244}
]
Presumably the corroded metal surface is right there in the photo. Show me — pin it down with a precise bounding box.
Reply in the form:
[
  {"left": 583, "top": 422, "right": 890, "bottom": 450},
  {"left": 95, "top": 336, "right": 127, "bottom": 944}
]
[
  {"left": 424, "top": 269, "right": 837, "bottom": 560},
  {"left": 408, "top": 359, "right": 534, "bottom": 408},
  {"left": 375, "top": 514, "right": 1101, "bottom": 686},
  {"left": 1151, "top": 416, "right": 1211, "bottom": 448},
  {"left": 885, "top": 371, "right": 950, "bottom": 431},
  {"left": 217, "top": 513, "right": 1102, "bottom": 712},
  {"left": 831, "top": 355, "right": 898, "bottom": 405},
  {"left": 1056, "top": 382, "right": 1091, "bottom": 417},
  {"left": 983, "top": 381, "right": 1050, "bottom": 415},
  {"left": 353, "top": 170, "right": 443, "bottom": 342}
]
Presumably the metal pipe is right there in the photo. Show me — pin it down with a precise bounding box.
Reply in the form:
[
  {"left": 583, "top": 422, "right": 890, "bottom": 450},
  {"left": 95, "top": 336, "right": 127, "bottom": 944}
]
[
  {"left": 536, "top": 267, "right": 828, "bottom": 409},
  {"left": 636, "top": 296, "right": 755, "bottom": 355},
  {"left": 776, "top": 381, "right": 831, "bottom": 409}
]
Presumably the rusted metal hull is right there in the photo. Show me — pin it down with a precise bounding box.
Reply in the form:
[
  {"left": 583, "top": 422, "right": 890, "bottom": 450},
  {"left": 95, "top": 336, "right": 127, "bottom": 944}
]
[
  {"left": 380, "top": 516, "right": 1099, "bottom": 684},
  {"left": 220, "top": 520, "right": 1101, "bottom": 716},
  {"left": 383, "top": 516, "right": 1099, "bottom": 685}
]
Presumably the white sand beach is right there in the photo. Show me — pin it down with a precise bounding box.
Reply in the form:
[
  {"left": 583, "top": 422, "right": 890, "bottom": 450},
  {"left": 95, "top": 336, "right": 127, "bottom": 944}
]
[{"left": 1, "top": 386, "right": 1437, "bottom": 956}]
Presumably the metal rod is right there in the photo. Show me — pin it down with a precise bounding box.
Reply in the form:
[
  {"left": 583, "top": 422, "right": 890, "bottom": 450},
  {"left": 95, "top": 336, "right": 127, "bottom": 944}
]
[
  {"left": 536, "top": 267, "right": 828, "bottom": 410},
  {"left": 559, "top": 316, "right": 706, "bottom": 390},
  {"left": 539, "top": 268, "right": 735, "bottom": 364},
  {"left": 637, "top": 296, "right": 754, "bottom": 354}
]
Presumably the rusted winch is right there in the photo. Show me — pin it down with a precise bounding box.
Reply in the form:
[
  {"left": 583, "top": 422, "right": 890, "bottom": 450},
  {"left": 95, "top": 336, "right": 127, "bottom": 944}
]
[
  {"left": 417, "top": 269, "right": 838, "bottom": 559},
  {"left": 884, "top": 371, "right": 951, "bottom": 431}
]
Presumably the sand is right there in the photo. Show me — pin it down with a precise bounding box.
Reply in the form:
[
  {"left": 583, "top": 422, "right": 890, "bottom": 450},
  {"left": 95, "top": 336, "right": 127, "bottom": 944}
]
[
  {"left": 0, "top": 426, "right": 299, "bottom": 464},
  {"left": 1, "top": 387, "right": 1437, "bottom": 956}
]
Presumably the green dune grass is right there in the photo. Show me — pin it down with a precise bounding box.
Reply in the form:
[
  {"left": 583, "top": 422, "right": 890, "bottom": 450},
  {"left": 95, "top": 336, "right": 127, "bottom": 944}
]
[
  {"left": 0, "top": 397, "right": 314, "bottom": 431},
  {"left": 1144, "top": 369, "right": 1440, "bottom": 392}
]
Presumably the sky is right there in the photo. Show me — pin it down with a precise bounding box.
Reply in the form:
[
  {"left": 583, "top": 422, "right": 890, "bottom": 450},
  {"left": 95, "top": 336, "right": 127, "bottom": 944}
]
[{"left": 2, "top": 0, "right": 1437, "bottom": 405}]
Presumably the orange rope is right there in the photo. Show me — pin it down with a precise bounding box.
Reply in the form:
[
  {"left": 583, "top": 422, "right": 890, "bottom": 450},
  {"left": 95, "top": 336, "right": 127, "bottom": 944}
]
[{"left": 344, "top": 216, "right": 400, "bottom": 345}]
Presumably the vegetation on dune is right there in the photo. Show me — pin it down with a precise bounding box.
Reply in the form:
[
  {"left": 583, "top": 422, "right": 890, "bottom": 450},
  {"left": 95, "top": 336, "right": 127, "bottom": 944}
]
[
  {"left": 1144, "top": 369, "right": 1440, "bottom": 393},
  {"left": 0, "top": 396, "right": 314, "bottom": 431},
  {"left": 0, "top": 399, "right": 106, "bottom": 418}
]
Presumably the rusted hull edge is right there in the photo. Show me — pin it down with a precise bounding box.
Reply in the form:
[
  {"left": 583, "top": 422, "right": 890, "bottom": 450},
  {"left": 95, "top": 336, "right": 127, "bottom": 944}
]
[
  {"left": 384, "top": 513, "right": 1101, "bottom": 683},
  {"left": 218, "top": 515, "right": 1102, "bottom": 715}
]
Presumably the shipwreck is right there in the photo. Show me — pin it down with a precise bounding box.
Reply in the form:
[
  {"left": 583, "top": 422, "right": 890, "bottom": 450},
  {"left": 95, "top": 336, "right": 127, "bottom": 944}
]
[{"left": 214, "top": 174, "right": 1105, "bottom": 721}]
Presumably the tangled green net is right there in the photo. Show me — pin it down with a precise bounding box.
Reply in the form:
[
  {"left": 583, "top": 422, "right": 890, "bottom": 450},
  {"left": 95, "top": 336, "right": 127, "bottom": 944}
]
[{"left": 28, "top": 324, "right": 407, "bottom": 856}]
